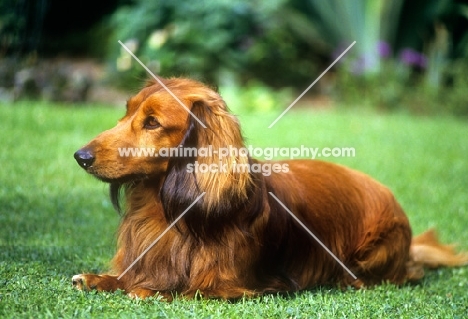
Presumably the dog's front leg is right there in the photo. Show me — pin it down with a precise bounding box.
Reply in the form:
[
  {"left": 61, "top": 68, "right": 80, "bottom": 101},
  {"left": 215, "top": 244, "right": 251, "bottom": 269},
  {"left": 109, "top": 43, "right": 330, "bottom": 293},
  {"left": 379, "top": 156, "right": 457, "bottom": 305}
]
[{"left": 72, "top": 274, "right": 173, "bottom": 300}]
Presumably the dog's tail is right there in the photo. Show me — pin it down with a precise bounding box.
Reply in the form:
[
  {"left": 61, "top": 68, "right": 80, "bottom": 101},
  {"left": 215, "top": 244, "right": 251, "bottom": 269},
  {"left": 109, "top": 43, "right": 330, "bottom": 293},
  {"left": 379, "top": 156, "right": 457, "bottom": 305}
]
[
  {"left": 406, "top": 229, "right": 468, "bottom": 282},
  {"left": 407, "top": 229, "right": 468, "bottom": 281}
]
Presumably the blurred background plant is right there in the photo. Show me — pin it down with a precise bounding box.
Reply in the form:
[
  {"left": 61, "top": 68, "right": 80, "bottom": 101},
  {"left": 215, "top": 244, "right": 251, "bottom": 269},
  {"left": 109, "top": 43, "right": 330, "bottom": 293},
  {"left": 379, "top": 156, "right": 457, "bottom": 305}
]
[
  {"left": 1, "top": 0, "right": 468, "bottom": 115},
  {"left": 324, "top": 0, "right": 468, "bottom": 115}
]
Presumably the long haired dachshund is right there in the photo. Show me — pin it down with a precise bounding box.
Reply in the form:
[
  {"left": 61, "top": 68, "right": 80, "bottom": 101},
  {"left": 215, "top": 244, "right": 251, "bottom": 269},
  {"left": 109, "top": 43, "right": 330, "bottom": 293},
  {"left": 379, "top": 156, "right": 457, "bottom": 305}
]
[{"left": 73, "top": 77, "right": 468, "bottom": 300}]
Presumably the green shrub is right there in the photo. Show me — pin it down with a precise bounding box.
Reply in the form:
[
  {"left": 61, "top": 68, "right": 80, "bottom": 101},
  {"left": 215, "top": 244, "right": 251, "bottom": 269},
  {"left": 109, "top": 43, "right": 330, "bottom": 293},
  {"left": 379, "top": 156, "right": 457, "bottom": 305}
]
[{"left": 105, "top": 0, "right": 326, "bottom": 89}]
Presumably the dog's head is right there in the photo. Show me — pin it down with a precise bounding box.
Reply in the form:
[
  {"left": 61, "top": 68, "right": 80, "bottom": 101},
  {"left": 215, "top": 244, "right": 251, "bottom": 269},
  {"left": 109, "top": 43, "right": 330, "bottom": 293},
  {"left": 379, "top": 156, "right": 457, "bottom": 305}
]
[{"left": 75, "top": 77, "right": 253, "bottom": 222}]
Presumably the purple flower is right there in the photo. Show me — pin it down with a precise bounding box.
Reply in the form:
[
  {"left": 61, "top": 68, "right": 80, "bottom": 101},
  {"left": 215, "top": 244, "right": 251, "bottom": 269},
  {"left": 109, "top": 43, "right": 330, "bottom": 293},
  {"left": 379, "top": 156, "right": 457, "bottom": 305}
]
[
  {"left": 399, "top": 48, "right": 427, "bottom": 68},
  {"left": 377, "top": 41, "right": 391, "bottom": 58}
]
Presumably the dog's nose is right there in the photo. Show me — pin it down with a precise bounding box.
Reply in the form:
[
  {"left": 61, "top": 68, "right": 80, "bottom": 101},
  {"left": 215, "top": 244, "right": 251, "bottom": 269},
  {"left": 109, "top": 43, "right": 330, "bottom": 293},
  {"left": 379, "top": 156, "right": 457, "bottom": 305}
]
[{"left": 74, "top": 148, "right": 95, "bottom": 169}]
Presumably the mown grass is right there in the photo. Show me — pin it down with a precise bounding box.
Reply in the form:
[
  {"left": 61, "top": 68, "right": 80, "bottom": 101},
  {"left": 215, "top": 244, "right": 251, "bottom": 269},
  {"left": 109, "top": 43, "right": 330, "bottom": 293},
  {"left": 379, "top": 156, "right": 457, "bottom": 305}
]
[{"left": 1, "top": 101, "right": 467, "bottom": 318}]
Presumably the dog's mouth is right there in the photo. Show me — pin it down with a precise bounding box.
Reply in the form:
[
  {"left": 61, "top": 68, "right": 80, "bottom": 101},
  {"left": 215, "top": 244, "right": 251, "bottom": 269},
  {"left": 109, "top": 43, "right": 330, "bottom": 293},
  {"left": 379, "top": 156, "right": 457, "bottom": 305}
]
[
  {"left": 74, "top": 148, "right": 151, "bottom": 184},
  {"left": 93, "top": 172, "right": 149, "bottom": 184},
  {"left": 83, "top": 165, "right": 149, "bottom": 184}
]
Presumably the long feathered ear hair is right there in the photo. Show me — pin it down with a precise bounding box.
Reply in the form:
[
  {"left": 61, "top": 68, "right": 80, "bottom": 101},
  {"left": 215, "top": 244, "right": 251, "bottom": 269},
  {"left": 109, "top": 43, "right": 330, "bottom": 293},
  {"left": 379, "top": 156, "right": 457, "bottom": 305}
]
[{"left": 160, "top": 88, "right": 254, "bottom": 238}]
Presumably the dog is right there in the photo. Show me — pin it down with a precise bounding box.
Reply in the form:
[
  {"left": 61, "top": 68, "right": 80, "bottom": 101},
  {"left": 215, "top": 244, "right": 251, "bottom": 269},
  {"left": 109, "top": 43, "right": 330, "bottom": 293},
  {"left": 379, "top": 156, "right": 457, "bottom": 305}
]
[{"left": 72, "top": 77, "right": 468, "bottom": 300}]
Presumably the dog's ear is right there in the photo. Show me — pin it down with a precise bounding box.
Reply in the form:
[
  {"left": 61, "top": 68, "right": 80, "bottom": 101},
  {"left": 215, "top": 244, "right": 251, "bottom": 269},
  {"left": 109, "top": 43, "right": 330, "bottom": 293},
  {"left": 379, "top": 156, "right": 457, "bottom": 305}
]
[{"left": 161, "top": 93, "right": 253, "bottom": 234}]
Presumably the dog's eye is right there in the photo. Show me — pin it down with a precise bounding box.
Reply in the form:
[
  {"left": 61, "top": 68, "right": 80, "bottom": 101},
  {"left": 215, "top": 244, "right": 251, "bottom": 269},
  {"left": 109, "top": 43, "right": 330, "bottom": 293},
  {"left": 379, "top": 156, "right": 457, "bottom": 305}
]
[{"left": 144, "top": 116, "right": 160, "bottom": 129}]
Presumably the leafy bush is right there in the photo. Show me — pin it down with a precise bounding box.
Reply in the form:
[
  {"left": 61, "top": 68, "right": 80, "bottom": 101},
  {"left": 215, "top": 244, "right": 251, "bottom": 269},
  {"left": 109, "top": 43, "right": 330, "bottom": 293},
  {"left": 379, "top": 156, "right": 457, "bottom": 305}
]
[
  {"left": 106, "top": 0, "right": 326, "bottom": 89},
  {"left": 108, "top": 1, "right": 264, "bottom": 87}
]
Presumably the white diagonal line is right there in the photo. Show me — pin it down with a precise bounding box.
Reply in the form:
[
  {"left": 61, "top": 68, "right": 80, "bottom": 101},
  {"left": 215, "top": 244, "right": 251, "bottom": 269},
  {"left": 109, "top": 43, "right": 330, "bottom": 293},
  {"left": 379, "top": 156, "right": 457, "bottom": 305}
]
[
  {"left": 118, "top": 40, "right": 207, "bottom": 128},
  {"left": 268, "top": 41, "right": 356, "bottom": 128},
  {"left": 268, "top": 192, "right": 357, "bottom": 280},
  {"left": 117, "top": 192, "right": 206, "bottom": 280}
]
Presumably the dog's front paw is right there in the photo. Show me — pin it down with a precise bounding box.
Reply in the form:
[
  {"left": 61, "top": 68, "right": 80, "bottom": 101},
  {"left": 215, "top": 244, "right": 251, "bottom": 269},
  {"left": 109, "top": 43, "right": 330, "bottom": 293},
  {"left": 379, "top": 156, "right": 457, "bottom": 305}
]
[
  {"left": 72, "top": 274, "right": 123, "bottom": 292},
  {"left": 72, "top": 274, "right": 88, "bottom": 290}
]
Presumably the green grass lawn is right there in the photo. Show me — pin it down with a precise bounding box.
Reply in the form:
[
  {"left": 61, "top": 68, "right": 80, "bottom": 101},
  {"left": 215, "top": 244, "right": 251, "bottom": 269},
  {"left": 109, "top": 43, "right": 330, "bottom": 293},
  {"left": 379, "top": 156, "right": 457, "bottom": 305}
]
[{"left": 1, "top": 101, "right": 467, "bottom": 318}]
